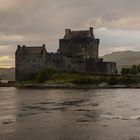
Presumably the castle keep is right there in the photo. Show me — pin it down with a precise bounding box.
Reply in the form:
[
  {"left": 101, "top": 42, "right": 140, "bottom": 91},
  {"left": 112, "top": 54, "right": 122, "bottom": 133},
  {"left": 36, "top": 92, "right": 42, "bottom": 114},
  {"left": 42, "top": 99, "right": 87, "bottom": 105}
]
[
  {"left": 15, "top": 27, "right": 116, "bottom": 81},
  {"left": 59, "top": 27, "right": 99, "bottom": 59}
]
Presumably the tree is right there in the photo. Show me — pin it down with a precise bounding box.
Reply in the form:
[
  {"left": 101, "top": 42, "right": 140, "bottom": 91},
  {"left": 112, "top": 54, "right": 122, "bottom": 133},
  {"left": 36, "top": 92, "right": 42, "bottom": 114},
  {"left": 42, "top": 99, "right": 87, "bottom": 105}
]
[
  {"left": 36, "top": 67, "right": 56, "bottom": 83},
  {"left": 121, "top": 68, "right": 130, "bottom": 75},
  {"left": 131, "top": 65, "right": 138, "bottom": 75}
]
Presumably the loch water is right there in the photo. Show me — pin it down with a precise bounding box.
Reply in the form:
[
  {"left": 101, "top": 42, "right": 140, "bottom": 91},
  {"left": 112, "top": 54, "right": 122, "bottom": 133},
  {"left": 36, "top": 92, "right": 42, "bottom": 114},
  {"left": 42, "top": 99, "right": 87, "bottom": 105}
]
[{"left": 0, "top": 88, "right": 140, "bottom": 140}]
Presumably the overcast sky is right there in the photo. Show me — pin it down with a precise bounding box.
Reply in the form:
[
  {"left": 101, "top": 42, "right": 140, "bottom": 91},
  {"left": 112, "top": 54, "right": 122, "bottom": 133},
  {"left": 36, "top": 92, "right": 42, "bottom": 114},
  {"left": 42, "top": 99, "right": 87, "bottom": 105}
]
[{"left": 0, "top": 0, "right": 140, "bottom": 67}]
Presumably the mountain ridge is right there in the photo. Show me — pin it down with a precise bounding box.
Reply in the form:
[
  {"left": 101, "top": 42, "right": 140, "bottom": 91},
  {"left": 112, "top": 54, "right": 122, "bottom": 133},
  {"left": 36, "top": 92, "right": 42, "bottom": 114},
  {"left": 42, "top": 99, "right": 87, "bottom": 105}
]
[{"left": 103, "top": 50, "right": 140, "bottom": 72}]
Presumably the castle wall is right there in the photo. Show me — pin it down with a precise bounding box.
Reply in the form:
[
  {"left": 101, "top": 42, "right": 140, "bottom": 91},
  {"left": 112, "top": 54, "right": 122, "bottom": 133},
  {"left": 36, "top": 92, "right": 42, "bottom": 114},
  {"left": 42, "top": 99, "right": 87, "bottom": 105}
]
[
  {"left": 16, "top": 53, "right": 46, "bottom": 81},
  {"left": 74, "top": 63, "right": 86, "bottom": 72},
  {"left": 85, "top": 59, "right": 116, "bottom": 75},
  {"left": 59, "top": 38, "right": 99, "bottom": 59},
  {"left": 87, "top": 39, "right": 99, "bottom": 59},
  {"left": 46, "top": 53, "right": 72, "bottom": 71}
]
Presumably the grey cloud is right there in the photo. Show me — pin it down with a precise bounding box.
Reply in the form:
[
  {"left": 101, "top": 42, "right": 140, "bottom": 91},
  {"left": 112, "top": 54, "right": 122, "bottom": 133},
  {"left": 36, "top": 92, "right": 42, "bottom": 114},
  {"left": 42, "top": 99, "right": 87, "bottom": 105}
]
[{"left": 0, "top": 0, "right": 140, "bottom": 67}]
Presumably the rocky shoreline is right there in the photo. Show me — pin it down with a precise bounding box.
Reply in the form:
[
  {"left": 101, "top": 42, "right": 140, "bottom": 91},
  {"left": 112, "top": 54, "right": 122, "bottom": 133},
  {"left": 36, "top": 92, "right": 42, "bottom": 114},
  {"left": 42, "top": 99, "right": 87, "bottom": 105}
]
[
  {"left": 1, "top": 82, "right": 140, "bottom": 89},
  {"left": 13, "top": 83, "right": 140, "bottom": 89}
]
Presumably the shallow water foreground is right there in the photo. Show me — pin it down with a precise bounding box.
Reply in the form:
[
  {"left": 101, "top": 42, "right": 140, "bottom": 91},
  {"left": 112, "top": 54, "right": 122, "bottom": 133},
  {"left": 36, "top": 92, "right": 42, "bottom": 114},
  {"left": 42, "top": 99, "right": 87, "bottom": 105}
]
[{"left": 0, "top": 88, "right": 140, "bottom": 140}]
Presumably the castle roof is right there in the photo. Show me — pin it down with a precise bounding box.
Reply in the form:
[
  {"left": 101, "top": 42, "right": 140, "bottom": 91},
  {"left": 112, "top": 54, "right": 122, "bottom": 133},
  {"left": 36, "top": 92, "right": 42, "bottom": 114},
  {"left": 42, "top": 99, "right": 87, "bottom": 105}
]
[
  {"left": 64, "top": 27, "right": 95, "bottom": 39},
  {"left": 16, "top": 45, "right": 46, "bottom": 54},
  {"left": 68, "top": 30, "right": 90, "bottom": 39}
]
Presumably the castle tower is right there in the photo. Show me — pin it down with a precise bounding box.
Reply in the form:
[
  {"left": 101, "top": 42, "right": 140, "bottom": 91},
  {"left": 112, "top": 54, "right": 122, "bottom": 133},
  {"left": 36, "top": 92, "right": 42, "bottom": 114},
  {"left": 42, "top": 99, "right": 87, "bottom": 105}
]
[{"left": 58, "top": 27, "right": 99, "bottom": 59}]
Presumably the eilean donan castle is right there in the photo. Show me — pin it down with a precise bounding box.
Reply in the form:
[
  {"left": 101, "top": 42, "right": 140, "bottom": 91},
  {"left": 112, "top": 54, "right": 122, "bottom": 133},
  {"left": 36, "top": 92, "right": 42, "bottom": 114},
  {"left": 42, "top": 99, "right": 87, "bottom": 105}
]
[{"left": 15, "top": 27, "right": 116, "bottom": 81}]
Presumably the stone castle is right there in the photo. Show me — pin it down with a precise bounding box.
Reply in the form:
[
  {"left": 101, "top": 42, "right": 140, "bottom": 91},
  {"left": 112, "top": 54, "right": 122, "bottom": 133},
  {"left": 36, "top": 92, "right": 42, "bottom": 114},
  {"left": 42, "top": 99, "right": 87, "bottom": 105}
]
[{"left": 15, "top": 27, "right": 116, "bottom": 81}]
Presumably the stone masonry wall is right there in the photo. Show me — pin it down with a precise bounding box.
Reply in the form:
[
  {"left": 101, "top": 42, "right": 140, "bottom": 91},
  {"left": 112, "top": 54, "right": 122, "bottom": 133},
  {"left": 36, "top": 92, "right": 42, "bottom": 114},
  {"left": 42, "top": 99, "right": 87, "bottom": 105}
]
[
  {"left": 59, "top": 38, "right": 99, "bottom": 59},
  {"left": 16, "top": 53, "right": 46, "bottom": 81}
]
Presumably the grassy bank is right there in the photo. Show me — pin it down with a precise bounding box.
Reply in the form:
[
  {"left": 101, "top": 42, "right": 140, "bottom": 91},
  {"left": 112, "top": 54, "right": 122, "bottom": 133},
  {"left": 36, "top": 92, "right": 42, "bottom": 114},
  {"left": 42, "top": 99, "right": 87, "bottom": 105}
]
[
  {"left": 47, "top": 73, "right": 140, "bottom": 85},
  {"left": 47, "top": 72, "right": 108, "bottom": 84},
  {"left": 22, "top": 68, "right": 140, "bottom": 85}
]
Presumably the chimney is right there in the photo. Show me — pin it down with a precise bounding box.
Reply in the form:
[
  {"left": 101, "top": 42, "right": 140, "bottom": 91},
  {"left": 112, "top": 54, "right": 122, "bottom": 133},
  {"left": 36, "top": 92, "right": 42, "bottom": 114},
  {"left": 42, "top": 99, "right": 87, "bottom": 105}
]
[
  {"left": 42, "top": 44, "right": 46, "bottom": 48},
  {"left": 65, "top": 29, "right": 71, "bottom": 36},
  {"left": 89, "top": 27, "right": 93, "bottom": 34},
  {"left": 17, "top": 45, "right": 20, "bottom": 49},
  {"left": 89, "top": 27, "right": 95, "bottom": 38}
]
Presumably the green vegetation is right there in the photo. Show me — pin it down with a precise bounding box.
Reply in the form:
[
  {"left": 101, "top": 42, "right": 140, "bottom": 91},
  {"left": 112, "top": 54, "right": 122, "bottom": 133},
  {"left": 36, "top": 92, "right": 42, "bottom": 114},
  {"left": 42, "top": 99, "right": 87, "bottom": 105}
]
[
  {"left": 36, "top": 67, "right": 56, "bottom": 83},
  {"left": 48, "top": 72, "right": 140, "bottom": 85},
  {"left": 24, "top": 67, "right": 140, "bottom": 85},
  {"left": 26, "top": 67, "right": 56, "bottom": 83},
  {"left": 47, "top": 72, "right": 110, "bottom": 85},
  {"left": 121, "top": 64, "right": 140, "bottom": 75},
  {"left": 26, "top": 68, "right": 109, "bottom": 84},
  {"left": 108, "top": 76, "right": 117, "bottom": 85}
]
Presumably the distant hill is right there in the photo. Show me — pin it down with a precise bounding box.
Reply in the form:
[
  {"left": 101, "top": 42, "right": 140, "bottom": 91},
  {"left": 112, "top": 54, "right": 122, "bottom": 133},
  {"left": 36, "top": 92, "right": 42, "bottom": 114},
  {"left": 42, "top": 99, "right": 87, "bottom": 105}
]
[
  {"left": 103, "top": 50, "right": 140, "bottom": 72},
  {"left": 0, "top": 68, "right": 15, "bottom": 80}
]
